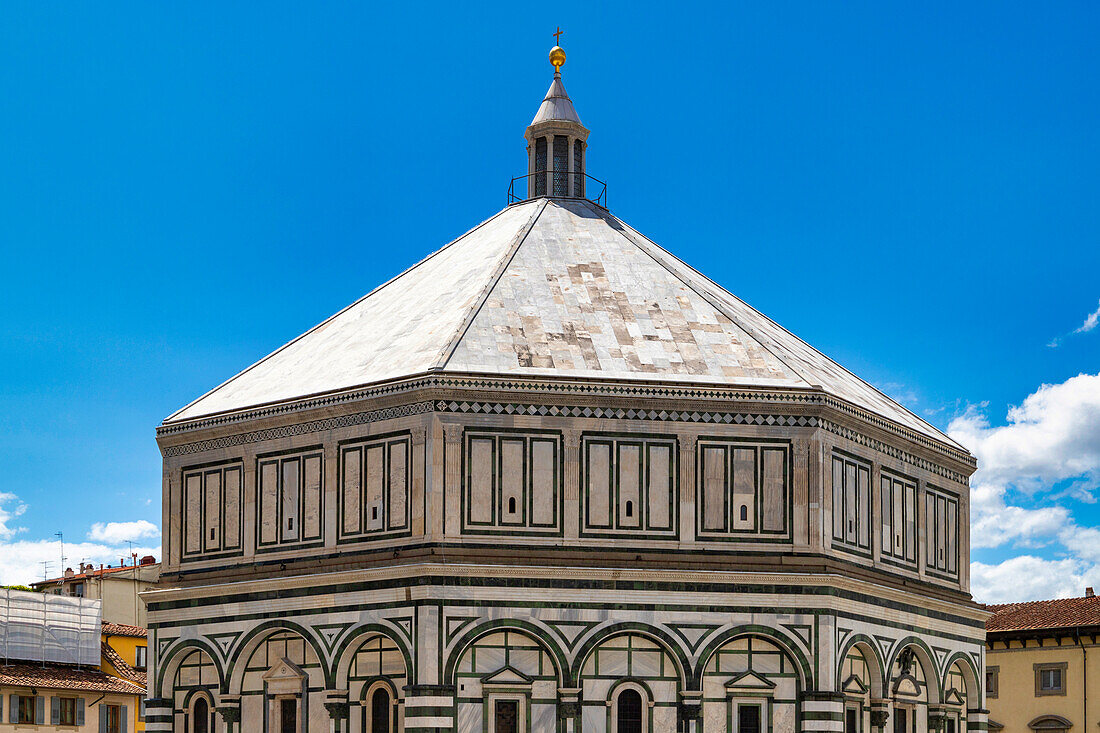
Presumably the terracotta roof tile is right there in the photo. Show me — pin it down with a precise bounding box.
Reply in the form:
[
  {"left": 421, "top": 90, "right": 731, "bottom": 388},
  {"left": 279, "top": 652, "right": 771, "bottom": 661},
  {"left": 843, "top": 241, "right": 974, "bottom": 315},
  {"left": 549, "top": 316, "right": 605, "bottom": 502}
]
[
  {"left": 102, "top": 621, "right": 147, "bottom": 638},
  {"left": 101, "top": 642, "right": 147, "bottom": 687},
  {"left": 0, "top": 662, "right": 144, "bottom": 695},
  {"left": 985, "top": 594, "right": 1100, "bottom": 632}
]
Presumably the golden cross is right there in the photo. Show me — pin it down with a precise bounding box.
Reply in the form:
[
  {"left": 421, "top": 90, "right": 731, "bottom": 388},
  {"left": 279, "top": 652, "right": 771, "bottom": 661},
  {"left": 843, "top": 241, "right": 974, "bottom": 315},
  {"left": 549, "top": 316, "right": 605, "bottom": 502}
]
[{"left": 553, "top": 27, "right": 563, "bottom": 45}]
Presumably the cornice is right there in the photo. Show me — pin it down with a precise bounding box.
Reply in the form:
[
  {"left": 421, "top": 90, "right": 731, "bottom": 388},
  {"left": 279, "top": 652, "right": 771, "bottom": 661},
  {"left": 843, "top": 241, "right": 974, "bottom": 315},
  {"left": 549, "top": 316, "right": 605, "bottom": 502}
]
[
  {"left": 156, "top": 373, "right": 974, "bottom": 474},
  {"left": 142, "top": 561, "right": 989, "bottom": 624}
]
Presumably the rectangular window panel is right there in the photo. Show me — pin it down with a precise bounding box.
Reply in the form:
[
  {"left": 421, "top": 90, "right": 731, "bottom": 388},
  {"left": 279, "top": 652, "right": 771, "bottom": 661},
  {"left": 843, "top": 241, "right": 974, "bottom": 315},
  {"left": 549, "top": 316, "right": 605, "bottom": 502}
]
[
  {"left": 587, "top": 442, "right": 612, "bottom": 528},
  {"left": 387, "top": 441, "right": 407, "bottom": 530},
  {"left": 880, "top": 470, "right": 917, "bottom": 566},
  {"left": 280, "top": 459, "right": 300, "bottom": 543},
  {"left": 184, "top": 473, "right": 202, "bottom": 556},
  {"left": 181, "top": 462, "right": 242, "bottom": 559},
  {"left": 223, "top": 467, "right": 241, "bottom": 549},
  {"left": 831, "top": 453, "right": 870, "bottom": 552},
  {"left": 203, "top": 470, "right": 221, "bottom": 551},
  {"left": 925, "top": 485, "right": 960, "bottom": 577},
  {"left": 762, "top": 448, "right": 786, "bottom": 532},
  {"left": 583, "top": 435, "right": 677, "bottom": 537},
  {"left": 856, "top": 464, "right": 870, "bottom": 547},
  {"left": 302, "top": 454, "right": 322, "bottom": 541},
  {"left": 461, "top": 431, "right": 561, "bottom": 534},
  {"left": 617, "top": 444, "right": 642, "bottom": 528},
  {"left": 365, "top": 444, "right": 385, "bottom": 531},
  {"left": 733, "top": 448, "right": 757, "bottom": 532},
  {"left": 647, "top": 444, "right": 672, "bottom": 530},
  {"left": 530, "top": 439, "right": 557, "bottom": 527},
  {"left": 342, "top": 448, "right": 361, "bottom": 535},
  {"left": 259, "top": 461, "right": 279, "bottom": 545},
  {"left": 704, "top": 447, "right": 728, "bottom": 532},
  {"left": 468, "top": 438, "right": 495, "bottom": 525},
  {"left": 501, "top": 439, "right": 525, "bottom": 525},
  {"left": 337, "top": 434, "right": 411, "bottom": 540}
]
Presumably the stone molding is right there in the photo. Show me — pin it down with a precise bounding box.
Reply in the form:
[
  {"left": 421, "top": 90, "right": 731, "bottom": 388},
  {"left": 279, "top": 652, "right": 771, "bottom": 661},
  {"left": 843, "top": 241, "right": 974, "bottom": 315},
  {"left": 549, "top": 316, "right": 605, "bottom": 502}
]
[
  {"left": 161, "top": 394, "right": 968, "bottom": 484},
  {"left": 155, "top": 373, "right": 973, "bottom": 469}
]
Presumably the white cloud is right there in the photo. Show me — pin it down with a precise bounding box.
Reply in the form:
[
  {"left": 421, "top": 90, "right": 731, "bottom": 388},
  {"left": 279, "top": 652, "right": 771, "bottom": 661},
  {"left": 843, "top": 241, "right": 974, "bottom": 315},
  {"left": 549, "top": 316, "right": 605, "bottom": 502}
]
[
  {"left": 971, "top": 555, "right": 1099, "bottom": 604},
  {"left": 949, "top": 374, "right": 1100, "bottom": 498},
  {"left": 1075, "top": 299, "right": 1100, "bottom": 334},
  {"left": 0, "top": 494, "right": 160, "bottom": 586},
  {"left": 88, "top": 520, "right": 160, "bottom": 544},
  {"left": 0, "top": 492, "right": 28, "bottom": 541},
  {"left": 954, "top": 373, "right": 1100, "bottom": 602}
]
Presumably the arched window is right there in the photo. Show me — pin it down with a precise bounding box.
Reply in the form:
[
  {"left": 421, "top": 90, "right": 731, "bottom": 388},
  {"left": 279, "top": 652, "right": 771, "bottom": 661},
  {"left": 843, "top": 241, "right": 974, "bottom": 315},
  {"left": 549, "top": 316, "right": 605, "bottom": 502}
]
[
  {"left": 370, "top": 687, "right": 391, "bottom": 733},
  {"left": 625, "top": 501, "right": 634, "bottom": 518},
  {"left": 616, "top": 689, "right": 642, "bottom": 733},
  {"left": 740, "top": 505, "right": 748, "bottom": 522},
  {"left": 191, "top": 697, "right": 209, "bottom": 733},
  {"left": 508, "top": 497, "right": 517, "bottom": 515}
]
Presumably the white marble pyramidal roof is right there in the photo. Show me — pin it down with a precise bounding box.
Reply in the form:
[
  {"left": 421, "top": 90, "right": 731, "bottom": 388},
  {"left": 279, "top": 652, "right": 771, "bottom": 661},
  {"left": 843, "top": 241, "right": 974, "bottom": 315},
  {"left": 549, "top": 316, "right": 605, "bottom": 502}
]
[{"left": 166, "top": 198, "right": 958, "bottom": 449}]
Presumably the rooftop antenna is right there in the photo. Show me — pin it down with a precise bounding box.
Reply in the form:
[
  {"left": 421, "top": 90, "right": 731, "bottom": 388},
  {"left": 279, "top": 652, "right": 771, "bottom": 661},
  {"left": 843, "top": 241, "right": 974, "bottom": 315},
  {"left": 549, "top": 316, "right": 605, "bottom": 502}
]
[
  {"left": 40, "top": 561, "right": 52, "bottom": 583},
  {"left": 55, "top": 531, "right": 66, "bottom": 581}
]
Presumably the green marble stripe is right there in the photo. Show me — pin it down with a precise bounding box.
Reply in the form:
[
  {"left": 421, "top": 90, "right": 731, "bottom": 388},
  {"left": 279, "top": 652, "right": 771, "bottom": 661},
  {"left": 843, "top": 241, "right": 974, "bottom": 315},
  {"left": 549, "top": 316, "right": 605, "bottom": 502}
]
[
  {"left": 148, "top": 581, "right": 984, "bottom": 636},
  {"left": 802, "top": 711, "right": 845, "bottom": 721}
]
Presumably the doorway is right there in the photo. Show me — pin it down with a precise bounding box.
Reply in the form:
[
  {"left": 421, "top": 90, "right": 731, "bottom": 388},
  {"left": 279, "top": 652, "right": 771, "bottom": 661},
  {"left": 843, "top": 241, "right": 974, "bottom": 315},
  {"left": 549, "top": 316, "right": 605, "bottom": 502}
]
[
  {"left": 192, "top": 698, "right": 209, "bottom": 733},
  {"left": 616, "top": 689, "right": 642, "bottom": 733},
  {"left": 737, "top": 704, "right": 761, "bottom": 733},
  {"left": 279, "top": 698, "right": 297, "bottom": 733},
  {"left": 370, "top": 688, "right": 391, "bottom": 733},
  {"left": 494, "top": 699, "right": 518, "bottom": 733}
]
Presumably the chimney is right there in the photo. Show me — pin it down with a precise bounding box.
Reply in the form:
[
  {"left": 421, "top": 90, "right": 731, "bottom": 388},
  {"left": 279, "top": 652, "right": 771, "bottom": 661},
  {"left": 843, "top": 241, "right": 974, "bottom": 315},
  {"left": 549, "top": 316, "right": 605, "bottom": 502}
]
[
  {"left": 1086, "top": 587, "right": 1095, "bottom": 598},
  {"left": 140, "top": 555, "right": 155, "bottom": 566}
]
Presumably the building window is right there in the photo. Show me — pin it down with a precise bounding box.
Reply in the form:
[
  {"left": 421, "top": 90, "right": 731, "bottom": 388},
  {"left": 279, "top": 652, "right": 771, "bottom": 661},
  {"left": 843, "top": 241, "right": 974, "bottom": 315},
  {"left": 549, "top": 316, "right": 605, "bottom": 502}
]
[
  {"left": 925, "top": 485, "right": 959, "bottom": 576},
  {"left": 71, "top": 582, "right": 84, "bottom": 597},
  {"left": 135, "top": 644, "right": 147, "bottom": 668},
  {"left": 105, "top": 704, "right": 122, "bottom": 733},
  {"left": 17, "top": 695, "right": 36, "bottom": 723},
  {"left": 880, "top": 469, "right": 917, "bottom": 565},
  {"left": 1035, "top": 662, "right": 1067, "bottom": 696},
  {"left": 553, "top": 135, "right": 569, "bottom": 196},
  {"left": 831, "top": 453, "right": 871, "bottom": 553},
  {"left": 986, "top": 665, "right": 999, "bottom": 699},
  {"left": 58, "top": 696, "right": 77, "bottom": 725}
]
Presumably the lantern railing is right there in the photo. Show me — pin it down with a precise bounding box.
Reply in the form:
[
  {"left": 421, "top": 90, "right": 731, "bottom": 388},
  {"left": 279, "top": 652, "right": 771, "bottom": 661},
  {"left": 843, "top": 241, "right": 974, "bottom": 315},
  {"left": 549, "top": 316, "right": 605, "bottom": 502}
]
[{"left": 507, "top": 171, "right": 607, "bottom": 208}]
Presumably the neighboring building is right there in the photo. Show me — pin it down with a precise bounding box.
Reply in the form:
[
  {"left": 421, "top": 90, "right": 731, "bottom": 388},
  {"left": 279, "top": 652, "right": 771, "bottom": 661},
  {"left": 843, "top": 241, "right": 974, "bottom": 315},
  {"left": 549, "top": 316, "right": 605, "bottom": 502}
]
[
  {"left": 102, "top": 622, "right": 150, "bottom": 732},
  {"left": 0, "top": 663, "right": 145, "bottom": 731},
  {"left": 33, "top": 557, "right": 160, "bottom": 627},
  {"left": 145, "top": 43, "right": 988, "bottom": 732},
  {"left": 984, "top": 589, "right": 1100, "bottom": 732},
  {"left": 0, "top": 589, "right": 145, "bottom": 731}
]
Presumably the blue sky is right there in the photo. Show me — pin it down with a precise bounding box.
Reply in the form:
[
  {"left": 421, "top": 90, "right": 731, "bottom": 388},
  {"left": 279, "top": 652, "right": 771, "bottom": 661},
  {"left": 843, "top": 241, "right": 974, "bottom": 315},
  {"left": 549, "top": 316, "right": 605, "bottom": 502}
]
[{"left": 1, "top": 2, "right": 1098, "bottom": 599}]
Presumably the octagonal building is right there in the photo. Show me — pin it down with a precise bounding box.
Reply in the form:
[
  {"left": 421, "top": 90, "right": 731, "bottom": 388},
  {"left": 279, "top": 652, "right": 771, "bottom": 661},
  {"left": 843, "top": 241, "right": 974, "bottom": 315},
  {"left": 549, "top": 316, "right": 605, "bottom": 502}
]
[{"left": 145, "top": 45, "right": 988, "bottom": 733}]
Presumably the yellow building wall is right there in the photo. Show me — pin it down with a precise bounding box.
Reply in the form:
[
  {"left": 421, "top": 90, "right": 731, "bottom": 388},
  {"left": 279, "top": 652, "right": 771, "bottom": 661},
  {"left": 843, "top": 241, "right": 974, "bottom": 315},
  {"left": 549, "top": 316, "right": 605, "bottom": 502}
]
[
  {"left": 101, "top": 634, "right": 148, "bottom": 732},
  {"left": 987, "top": 637, "right": 1100, "bottom": 732}
]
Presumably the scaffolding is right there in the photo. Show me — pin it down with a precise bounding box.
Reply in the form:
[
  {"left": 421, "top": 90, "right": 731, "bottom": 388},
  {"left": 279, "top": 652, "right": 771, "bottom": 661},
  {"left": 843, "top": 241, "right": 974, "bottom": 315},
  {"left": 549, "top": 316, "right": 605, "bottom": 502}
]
[{"left": 0, "top": 588, "right": 101, "bottom": 667}]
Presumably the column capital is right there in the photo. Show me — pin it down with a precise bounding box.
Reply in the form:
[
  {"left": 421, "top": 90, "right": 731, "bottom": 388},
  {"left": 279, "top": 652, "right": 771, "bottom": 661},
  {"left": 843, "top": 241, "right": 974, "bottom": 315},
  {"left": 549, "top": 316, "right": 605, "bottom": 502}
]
[
  {"left": 442, "top": 423, "right": 463, "bottom": 443},
  {"left": 678, "top": 433, "right": 698, "bottom": 452},
  {"left": 563, "top": 430, "right": 581, "bottom": 450}
]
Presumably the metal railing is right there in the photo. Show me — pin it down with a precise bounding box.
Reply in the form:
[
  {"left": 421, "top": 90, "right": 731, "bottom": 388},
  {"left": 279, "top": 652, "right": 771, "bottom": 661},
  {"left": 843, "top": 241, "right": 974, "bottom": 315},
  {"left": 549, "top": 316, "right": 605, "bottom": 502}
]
[{"left": 508, "top": 171, "right": 608, "bottom": 208}]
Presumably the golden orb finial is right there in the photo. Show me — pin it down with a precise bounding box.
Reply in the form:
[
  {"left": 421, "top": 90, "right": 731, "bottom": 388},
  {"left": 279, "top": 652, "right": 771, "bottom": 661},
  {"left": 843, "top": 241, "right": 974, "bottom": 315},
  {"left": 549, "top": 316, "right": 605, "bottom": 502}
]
[
  {"left": 549, "top": 27, "right": 565, "bottom": 70},
  {"left": 549, "top": 45, "right": 566, "bottom": 70}
]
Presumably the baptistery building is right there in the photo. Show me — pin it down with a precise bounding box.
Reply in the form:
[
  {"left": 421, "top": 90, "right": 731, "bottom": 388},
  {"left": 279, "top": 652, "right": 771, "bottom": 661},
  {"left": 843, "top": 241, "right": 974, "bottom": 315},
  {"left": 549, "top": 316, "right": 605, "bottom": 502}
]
[{"left": 145, "top": 44, "right": 988, "bottom": 733}]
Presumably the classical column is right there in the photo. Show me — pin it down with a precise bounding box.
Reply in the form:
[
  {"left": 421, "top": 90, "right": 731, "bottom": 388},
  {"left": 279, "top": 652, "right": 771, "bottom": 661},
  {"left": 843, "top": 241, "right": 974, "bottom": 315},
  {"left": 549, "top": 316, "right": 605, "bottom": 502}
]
[
  {"left": 215, "top": 694, "right": 240, "bottom": 733},
  {"left": 442, "top": 422, "right": 464, "bottom": 537},
  {"left": 557, "top": 687, "right": 581, "bottom": 733},
  {"left": 563, "top": 431, "right": 581, "bottom": 539},
  {"left": 322, "top": 690, "right": 349, "bottom": 733},
  {"left": 678, "top": 434, "right": 698, "bottom": 545},
  {"left": 927, "top": 705, "right": 947, "bottom": 733},
  {"left": 141, "top": 698, "right": 172, "bottom": 733},
  {"left": 411, "top": 426, "right": 427, "bottom": 537},
  {"left": 868, "top": 698, "right": 890, "bottom": 733},
  {"left": 798, "top": 691, "right": 845, "bottom": 732},
  {"left": 678, "top": 690, "right": 702, "bottom": 733}
]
